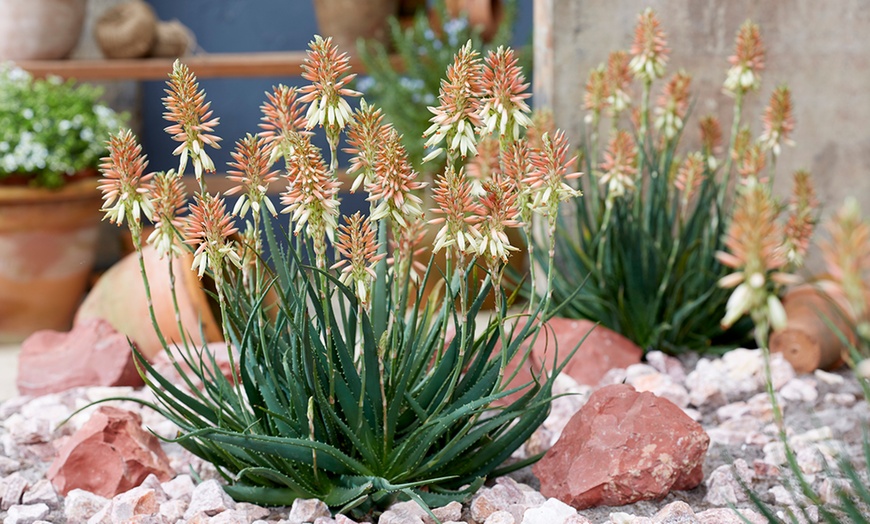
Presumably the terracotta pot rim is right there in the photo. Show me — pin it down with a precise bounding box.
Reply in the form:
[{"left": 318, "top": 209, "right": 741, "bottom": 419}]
[{"left": 0, "top": 177, "right": 101, "bottom": 204}]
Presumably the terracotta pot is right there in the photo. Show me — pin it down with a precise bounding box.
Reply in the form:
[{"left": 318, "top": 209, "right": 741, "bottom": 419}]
[
  {"left": 312, "top": 0, "right": 399, "bottom": 54},
  {"left": 0, "top": 178, "right": 102, "bottom": 343},
  {"left": 770, "top": 285, "right": 855, "bottom": 373},
  {"left": 446, "top": 0, "right": 502, "bottom": 41},
  {"left": 76, "top": 245, "right": 223, "bottom": 361},
  {"left": 0, "top": 0, "right": 87, "bottom": 60}
]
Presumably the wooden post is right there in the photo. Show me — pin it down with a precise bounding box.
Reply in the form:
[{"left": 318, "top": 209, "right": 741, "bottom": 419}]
[{"left": 533, "top": 0, "right": 555, "bottom": 111}]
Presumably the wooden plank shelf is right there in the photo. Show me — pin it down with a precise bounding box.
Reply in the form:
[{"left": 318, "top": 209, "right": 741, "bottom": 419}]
[{"left": 16, "top": 51, "right": 398, "bottom": 81}]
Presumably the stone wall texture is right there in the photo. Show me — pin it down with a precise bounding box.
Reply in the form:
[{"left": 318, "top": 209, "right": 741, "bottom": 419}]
[{"left": 535, "top": 0, "right": 870, "bottom": 267}]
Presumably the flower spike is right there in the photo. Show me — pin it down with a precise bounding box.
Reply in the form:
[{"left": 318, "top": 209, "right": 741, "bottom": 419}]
[
  {"left": 629, "top": 8, "right": 669, "bottom": 82},
  {"left": 423, "top": 40, "right": 483, "bottom": 163},
  {"left": 583, "top": 65, "right": 609, "bottom": 120},
  {"left": 782, "top": 169, "right": 816, "bottom": 268},
  {"left": 476, "top": 172, "right": 520, "bottom": 266},
  {"left": 821, "top": 197, "right": 870, "bottom": 319},
  {"left": 598, "top": 131, "right": 638, "bottom": 201},
  {"left": 98, "top": 129, "right": 154, "bottom": 229},
  {"left": 724, "top": 20, "right": 765, "bottom": 95},
  {"left": 184, "top": 193, "right": 241, "bottom": 278},
  {"left": 605, "top": 50, "right": 633, "bottom": 115},
  {"left": 226, "top": 133, "right": 280, "bottom": 219},
  {"left": 299, "top": 35, "right": 360, "bottom": 139},
  {"left": 331, "top": 212, "right": 385, "bottom": 309},
  {"left": 525, "top": 130, "right": 583, "bottom": 216},
  {"left": 162, "top": 60, "right": 221, "bottom": 183},
  {"left": 368, "top": 128, "right": 427, "bottom": 227},
  {"left": 654, "top": 71, "right": 691, "bottom": 140},
  {"left": 147, "top": 169, "right": 187, "bottom": 258},
  {"left": 478, "top": 46, "right": 532, "bottom": 143},
  {"left": 279, "top": 135, "right": 341, "bottom": 269},
  {"left": 344, "top": 99, "right": 388, "bottom": 193},
  {"left": 759, "top": 85, "right": 795, "bottom": 157},
  {"left": 430, "top": 165, "right": 482, "bottom": 256},
  {"left": 259, "top": 84, "right": 308, "bottom": 163},
  {"left": 717, "top": 180, "right": 791, "bottom": 329}
]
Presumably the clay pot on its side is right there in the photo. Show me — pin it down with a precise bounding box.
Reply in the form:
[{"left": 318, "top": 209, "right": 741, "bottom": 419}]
[
  {"left": 75, "top": 245, "right": 223, "bottom": 361},
  {"left": 312, "top": 0, "right": 399, "bottom": 54},
  {"left": 0, "top": 178, "right": 102, "bottom": 343},
  {"left": 0, "top": 0, "right": 87, "bottom": 60},
  {"left": 770, "top": 285, "right": 856, "bottom": 373}
]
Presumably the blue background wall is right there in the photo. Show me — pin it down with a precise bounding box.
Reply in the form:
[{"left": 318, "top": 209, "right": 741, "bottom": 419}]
[{"left": 141, "top": 0, "right": 533, "bottom": 173}]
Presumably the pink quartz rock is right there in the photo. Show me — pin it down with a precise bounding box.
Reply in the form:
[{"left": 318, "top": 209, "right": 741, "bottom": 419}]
[
  {"left": 47, "top": 406, "right": 174, "bottom": 498},
  {"left": 533, "top": 384, "right": 709, "bottom": 509},
  {"left": 17, "top": 318, "right": 143, "bottom": 396},
  {"left": 501, "top": 318, "right": 642, "bottom": 404}
]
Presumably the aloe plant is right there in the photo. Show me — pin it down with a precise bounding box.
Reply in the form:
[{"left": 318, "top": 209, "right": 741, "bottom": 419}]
[
  {"left": 97, "top": 35, "right": 583, "bottom": 516},
  {"left": 541, "top": 12, "right": 806, "bottom": 354}
]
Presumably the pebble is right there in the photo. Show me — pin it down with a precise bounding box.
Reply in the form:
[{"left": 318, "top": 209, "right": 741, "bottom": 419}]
[
  {"left": 288, "top": 498, "right": 330, "bottom": 524},
  {"left": 20, "top": 481, "right": 57, "bottom": 509},
  {"left": 779, "top": 377, "right": 818, "bottom": 403},
  {"left": 3, "top": 503, "right": 49, "bottom": 524},
  {"left": 63, "top": 489, "right": 109, "bottom": 522},
  {"left": 183, "top": 480, "right": 235, "bottom": 520},
  {"left": 704, "top": 460, "right": 753, "bottom": 506},
  {"left": 1, "top": 473, "right": 28, "bottom": 511},
  {"left": 520, "top": 498, "right": 577, "bottom": 524}
]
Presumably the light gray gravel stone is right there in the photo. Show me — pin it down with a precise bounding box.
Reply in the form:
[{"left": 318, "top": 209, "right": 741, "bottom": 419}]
[
  {"left": 3, "top": 503, "right": 50, "bottom": 524},
  {"left": 63, "top": 489, "right": 109, "bottom": 522},
  {"left": 288, "top": 497, "right": 330, "bottom": 524},
  {"left": 1, "top": 473, "right": 28, "bottom": 511},
  {"left": 520, "top": 497, "right": 577, "bottom": 524},
  {"left": 20, "top": 480, "right": 57, "bottom": 509},
  {"left": 183, "top": 479, "right": 235, "bottom": 520}
]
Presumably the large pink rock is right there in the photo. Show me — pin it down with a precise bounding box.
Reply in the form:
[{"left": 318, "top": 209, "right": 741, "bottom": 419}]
[
  {"left": 17, "top": 318, "right": 143, "bottom": 396},
  {"left": 502, "top": 318, "right": 643, "bottom": 402},
  {"left": 533, "top": 384, "right": 709, "bottom": 509},
  {"left": 47, "top": 406, "right": 174, "bottom": 498}
]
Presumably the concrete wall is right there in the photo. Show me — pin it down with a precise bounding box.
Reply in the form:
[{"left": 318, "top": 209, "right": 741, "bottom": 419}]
[{"left": 534, "top": 0, "right": 870, "bottom": 247}]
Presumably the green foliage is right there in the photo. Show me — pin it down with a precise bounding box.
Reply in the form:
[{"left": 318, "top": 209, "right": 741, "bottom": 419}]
[
  {"left": 0, "top": 64, "right": 124, "bottom": 188},
  {"left": 139, "top": 224, "right": 565, "bottom": 516},
  {"left": 357, "top": 0, "right": 520, "bottom": 173},
  {"left": 547, "top": 134, "right": 743, "bottom": 354}
]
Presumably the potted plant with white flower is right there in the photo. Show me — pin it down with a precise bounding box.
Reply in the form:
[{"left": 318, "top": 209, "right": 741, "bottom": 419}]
[{"left": 0, "top": 63, "right": 124, "bottom": 342}]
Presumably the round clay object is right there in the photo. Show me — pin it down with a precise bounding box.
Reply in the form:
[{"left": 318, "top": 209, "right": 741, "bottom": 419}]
[
  {"left": 94, "top": 0, "right": 158, "bottom": 59},
  {"left": 149, "top": 19, "right": 193, "bottom": 58}
]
